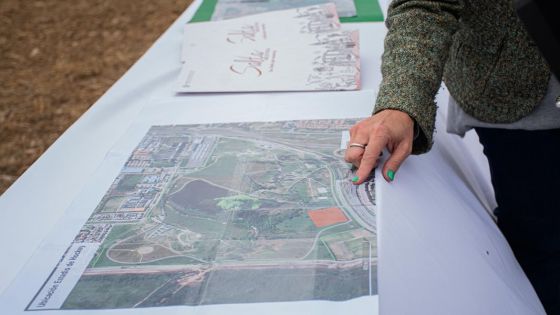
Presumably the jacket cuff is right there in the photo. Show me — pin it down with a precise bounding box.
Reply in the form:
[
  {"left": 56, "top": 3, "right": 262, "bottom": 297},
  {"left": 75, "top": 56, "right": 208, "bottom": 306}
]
[{"left": 373, "top": 82, "right": 437, "bottom": 154}]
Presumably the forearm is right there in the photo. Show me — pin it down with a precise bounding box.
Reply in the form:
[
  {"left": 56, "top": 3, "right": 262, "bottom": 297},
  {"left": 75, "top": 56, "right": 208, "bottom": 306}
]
[{"left": 374, "top": 0, "right": 464, "bottom": 154}]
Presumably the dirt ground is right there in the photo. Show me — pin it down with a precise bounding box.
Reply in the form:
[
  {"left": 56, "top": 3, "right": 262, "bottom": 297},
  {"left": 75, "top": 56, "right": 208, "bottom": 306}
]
[{"left": 0, "top": 0, "right": 192, "bottom": 195}]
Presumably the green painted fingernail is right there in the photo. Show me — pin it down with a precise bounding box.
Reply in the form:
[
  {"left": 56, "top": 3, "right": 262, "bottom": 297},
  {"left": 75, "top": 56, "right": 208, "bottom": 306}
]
[
  {"left": 387, "top": 169, "right": 395, "bottom": 181},
  {"left": 352, "top": 176, "right": 359, "bottom": 183}
]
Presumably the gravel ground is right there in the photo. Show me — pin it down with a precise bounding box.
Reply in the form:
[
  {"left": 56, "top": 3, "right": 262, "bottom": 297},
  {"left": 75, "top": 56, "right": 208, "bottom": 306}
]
[{"left": 0, "top": 0, "right": 191, "bottom": 194}]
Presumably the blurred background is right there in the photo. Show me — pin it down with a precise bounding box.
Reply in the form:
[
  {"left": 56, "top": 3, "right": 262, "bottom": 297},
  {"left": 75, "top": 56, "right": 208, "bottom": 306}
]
[{"left": 0, "top": 0, "right": 192, "bottom": 195}]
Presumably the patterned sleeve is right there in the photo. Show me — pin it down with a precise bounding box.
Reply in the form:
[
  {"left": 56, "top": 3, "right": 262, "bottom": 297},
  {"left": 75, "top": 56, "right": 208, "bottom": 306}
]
[{"left": 374, "top": 0, "right": 464, "bottom": 154}]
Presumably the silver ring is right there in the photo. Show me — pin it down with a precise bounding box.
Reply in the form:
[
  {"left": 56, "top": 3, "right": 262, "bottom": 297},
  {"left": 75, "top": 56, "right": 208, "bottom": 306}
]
[{"left": 348, "top": 143, "right": 366, "bottom": 149}]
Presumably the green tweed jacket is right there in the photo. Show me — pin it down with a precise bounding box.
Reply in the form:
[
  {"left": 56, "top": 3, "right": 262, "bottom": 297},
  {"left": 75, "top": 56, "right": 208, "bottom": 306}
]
[{"left": 374, "top": 0, "right": 550, "bottom": 154}]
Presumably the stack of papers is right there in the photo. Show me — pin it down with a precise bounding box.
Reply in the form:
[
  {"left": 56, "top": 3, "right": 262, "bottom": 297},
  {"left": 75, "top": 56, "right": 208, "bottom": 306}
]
[{"left": 178, "top": 3, "right": 360, "bottom": 93}]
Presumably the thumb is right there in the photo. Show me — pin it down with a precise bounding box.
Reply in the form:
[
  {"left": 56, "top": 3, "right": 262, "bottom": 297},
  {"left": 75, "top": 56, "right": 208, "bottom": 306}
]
[{"left": 382, "top": 142, "right": 411, "bottom": 182}]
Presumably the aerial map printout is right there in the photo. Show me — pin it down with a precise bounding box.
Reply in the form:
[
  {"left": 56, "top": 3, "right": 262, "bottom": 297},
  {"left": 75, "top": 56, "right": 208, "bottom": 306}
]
[{"left": 27, "top": 119, "right": 377, "bottom": 311}]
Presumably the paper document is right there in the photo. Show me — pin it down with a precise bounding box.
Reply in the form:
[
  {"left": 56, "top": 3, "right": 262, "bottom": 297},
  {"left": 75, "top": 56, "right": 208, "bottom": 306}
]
[
  {"left": 211, "top": 0, "right": 357, "bottom": 20},
  {"left": 182, "top": 3, "right": 342, "bottom": 62},
  {"left": 179, "top": 4, "right": 361, "bottom": 92},
  {"left": 24, "top": 119, "right": 377, "bottom": 311}
]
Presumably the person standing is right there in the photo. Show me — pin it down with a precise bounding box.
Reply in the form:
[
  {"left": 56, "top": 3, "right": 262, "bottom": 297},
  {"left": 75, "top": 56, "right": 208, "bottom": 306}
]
[{"left": 345, "top": 0, "right": 560, "bottom": 313}]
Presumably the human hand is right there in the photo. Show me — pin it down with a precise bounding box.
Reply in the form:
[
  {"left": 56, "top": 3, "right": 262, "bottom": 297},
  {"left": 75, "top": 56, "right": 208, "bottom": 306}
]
[{"left": 345, "top": 109, "right": 414, "bottom": 184}]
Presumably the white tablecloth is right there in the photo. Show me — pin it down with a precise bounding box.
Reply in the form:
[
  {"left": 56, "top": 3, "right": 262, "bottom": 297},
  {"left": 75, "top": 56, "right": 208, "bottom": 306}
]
[{"left": 0, "top": 0, "right": 545, "bottom": 314}]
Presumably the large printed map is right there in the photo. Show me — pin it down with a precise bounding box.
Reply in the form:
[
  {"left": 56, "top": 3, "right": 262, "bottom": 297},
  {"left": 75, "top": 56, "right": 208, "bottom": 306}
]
[{"left": 29, "top": 119, "right": 377, "bottom": 310}]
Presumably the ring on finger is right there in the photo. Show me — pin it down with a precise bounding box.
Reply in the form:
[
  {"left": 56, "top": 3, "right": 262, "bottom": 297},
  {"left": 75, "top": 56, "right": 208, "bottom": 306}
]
[{"left": 348, "top": 143, "right": 367, "bottom": 149}]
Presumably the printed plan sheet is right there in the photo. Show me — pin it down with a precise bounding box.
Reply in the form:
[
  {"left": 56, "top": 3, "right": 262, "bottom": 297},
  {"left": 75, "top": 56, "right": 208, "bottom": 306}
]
[
  {"left": 2, "top": 114, "right": 377, "bottom": 313},
  {"left": 179, "top": 4, "right": 360, "bottom": 92}
]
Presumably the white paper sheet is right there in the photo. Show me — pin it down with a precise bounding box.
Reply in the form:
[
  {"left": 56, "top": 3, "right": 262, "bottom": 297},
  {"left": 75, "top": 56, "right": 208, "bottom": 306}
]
[
  {"left": 179, "top": 4, "right": 360, "bottom": 92},
  {"left": 182, "top": 3, "right": 342, "bottom": 63}
]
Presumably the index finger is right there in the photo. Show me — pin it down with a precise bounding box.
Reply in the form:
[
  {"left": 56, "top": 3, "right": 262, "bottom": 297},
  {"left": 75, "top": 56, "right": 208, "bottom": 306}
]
[{"left": 353, "top": 135, "right": 386, "bottom": 185}]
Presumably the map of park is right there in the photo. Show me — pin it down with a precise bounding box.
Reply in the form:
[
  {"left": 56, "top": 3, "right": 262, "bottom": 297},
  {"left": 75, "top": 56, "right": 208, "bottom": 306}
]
[{"left": 30, "top": 119, "right": 377, "bottom": 310}]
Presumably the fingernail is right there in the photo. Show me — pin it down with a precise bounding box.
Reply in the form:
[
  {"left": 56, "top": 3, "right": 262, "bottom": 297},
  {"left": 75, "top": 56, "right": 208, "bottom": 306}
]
[
  {"left": 387, "top": 169, "right": 395, "bottom": 181},
  {"left": 351, "top": 176, "right": 359, "bottom": 183}
]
